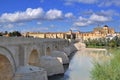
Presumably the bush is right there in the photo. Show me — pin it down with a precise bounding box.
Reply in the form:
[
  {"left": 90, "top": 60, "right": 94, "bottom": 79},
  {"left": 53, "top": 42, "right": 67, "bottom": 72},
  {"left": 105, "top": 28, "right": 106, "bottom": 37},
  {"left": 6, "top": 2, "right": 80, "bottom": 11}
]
[
  {"left": 91, "top": 49, "right": 120, "bottom": 80},
  {"left": 85, "top": 37, "right": 120, "bottom": 48}
]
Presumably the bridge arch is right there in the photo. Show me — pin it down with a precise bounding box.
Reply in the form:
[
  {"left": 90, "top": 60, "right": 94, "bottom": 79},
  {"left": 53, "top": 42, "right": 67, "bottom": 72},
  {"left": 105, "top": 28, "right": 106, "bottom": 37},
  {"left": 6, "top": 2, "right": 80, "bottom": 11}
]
[
  {"left": 46, "top": 47, "right": 51, "bottom": 56},
  {"left": 0, "top": 46, "right": 16, "bottom": 80},
  {"left": 55, "top": 45, "right": 58, "bottom": 50},
  {"left": 28, "top": 49, "right": 40, "bottom": 66}
]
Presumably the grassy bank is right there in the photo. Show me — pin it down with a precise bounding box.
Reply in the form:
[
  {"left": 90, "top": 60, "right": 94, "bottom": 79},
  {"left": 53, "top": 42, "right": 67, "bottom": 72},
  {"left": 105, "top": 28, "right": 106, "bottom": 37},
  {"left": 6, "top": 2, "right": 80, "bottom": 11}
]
[{"left": 91, "top": 48, "right": 120, "bottom": 80}]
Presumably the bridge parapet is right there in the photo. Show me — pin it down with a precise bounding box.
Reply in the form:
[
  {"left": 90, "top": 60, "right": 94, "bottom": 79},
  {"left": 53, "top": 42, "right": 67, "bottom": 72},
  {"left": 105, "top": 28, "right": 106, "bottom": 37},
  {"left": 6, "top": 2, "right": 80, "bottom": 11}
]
[
  {"left": 0, "top": 37, "right": 68, "bottom": 45},
  {"left": 0, "top": 37, "right": 71, "bottom": 80}
]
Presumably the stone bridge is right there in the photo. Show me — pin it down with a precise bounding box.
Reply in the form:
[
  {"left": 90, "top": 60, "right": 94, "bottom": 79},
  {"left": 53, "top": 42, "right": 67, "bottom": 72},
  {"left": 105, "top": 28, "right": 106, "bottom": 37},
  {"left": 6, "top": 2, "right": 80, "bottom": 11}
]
[{"left": 0, "top": 37, "right": 86, "bottom": 80}]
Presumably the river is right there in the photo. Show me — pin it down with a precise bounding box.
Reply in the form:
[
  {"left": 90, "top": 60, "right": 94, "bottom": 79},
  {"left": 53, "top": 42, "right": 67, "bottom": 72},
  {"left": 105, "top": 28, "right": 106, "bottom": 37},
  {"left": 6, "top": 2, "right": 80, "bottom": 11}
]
[{"left": 48, "top": 49, "right": 108, "bottom": 80}]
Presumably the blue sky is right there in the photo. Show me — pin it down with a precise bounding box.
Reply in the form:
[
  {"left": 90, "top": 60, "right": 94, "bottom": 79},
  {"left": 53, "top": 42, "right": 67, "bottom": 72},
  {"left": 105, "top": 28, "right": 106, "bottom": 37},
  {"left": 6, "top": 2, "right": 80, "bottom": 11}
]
[{"left": 0, "top": 0, "right": 120, "bottom": 32}]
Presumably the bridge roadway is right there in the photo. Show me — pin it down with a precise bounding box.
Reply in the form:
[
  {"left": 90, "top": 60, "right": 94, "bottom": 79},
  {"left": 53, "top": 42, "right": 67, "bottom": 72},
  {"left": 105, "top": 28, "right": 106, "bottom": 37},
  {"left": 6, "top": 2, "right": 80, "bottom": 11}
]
[{"left": 0, "top": 37, "right": 70, "bottom": 80}]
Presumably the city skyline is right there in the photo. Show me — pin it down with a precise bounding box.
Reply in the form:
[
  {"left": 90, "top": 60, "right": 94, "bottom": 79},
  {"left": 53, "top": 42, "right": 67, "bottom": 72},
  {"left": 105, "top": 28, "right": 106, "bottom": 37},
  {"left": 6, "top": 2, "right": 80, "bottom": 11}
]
[{"left": 0, "top": 0, "right": 120, "bottom": 32}]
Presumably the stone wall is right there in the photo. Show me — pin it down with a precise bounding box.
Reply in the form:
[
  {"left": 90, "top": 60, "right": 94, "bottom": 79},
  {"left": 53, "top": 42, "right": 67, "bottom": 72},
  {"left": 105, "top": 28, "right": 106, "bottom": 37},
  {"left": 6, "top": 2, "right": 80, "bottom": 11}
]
[
  {"left": 0, "top": 37, "right": 69, "bottom": 80},
  {"left": 0, "top": 37, "right": 86, "bottom": 80}
]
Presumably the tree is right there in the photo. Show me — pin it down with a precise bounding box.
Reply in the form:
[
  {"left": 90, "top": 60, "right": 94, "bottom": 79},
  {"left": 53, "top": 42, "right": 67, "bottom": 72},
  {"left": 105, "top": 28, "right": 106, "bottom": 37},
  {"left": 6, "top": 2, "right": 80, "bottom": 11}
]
[
  {"left": 8, "top": 31, "right": 22, "bottom": 37},
  {"left": 0, "top": 33, "right": 2, "bottom": 36},
  {"left": 4, "top": 31, "right": 8, "bottom": 35}
]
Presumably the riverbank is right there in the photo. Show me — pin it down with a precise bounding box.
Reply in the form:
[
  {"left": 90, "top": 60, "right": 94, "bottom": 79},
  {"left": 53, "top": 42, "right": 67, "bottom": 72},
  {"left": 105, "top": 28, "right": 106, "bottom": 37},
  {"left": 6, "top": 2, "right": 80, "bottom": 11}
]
[{"left": 91, "top": 48, "right": 120, "bottom": 80}]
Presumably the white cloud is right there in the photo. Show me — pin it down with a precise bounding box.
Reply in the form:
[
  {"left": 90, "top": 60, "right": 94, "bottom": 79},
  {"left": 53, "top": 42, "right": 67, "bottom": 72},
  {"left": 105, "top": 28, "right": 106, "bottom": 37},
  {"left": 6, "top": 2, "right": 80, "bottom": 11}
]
[
  {"left": 50, "top": 24, "right": 55, "bottom": 28},
  {"left": 70, "top": 27, "right": 80, "bottom": 31},
  {"left": 84, "top": 9, "right": 119, "bottom": 17},
  {"left": 74, "top": 21, "right": 92, "bottom": 26},
  {"left": 78, "top": 16, "right": 88, "bottom": 21},
  {"left": 65, "top": 0, "right": 98, "bottom": 4},
  {"left": 74, "top": 16, "right": 92, "bottom": 26},
  {"left": 46, "top": 9, "right": 63, "bottom": 20},
  {"left": 64, "top": 0, "right": 120, "bottom": 7},
  {"left": 37, "top": 22, "right": 42, "bottom": 25},
  {"left": 98, "top": 0, "right": 120, "bottom": 7},
  {"left": 0, "top": 8, "right": 65, "bottom": 23},
  {"left": 64, "top": 1, "right": 74, "bottom": 6},
  {"left": 4, "top": 24, "right": 14, "bottom": 28},
  {"left": 74, "top": 13, "right": 112, "bottom": 27},
  {"left": 83, "top": 9, "right": 93, "bottom": 15},
  {"left": 98, "top": 1, "right": 112, "bottom": 7},
  {"left": 65, "top": 12, "right": 74, "bottom": 18},
  {"left": 98, "top": 10, "right": 115, "bottom": 16},
  {"left": 90, "top": 13, "right": 111, "bottom": 22},
  {"left": 0, "top": 8, "right": 44, "bottom": 23},
  {"left": 17, "top": 23, "right": 25, "bottom": 26}
]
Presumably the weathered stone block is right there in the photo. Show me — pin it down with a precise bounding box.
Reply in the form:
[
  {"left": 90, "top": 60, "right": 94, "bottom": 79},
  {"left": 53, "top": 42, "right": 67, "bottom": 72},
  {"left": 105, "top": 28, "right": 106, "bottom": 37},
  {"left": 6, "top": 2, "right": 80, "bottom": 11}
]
[
  {"left": 14, "top": 65, "right": 48, "bottom": 80},
  {"left": 51, "top": 51, "right": 69, "bottom": 64},
  {"left": 63, "top": 47, "right": 71, "bottom": 56},
  {"left": 40, "top": 56, "right": 64, "bottom": 76}
]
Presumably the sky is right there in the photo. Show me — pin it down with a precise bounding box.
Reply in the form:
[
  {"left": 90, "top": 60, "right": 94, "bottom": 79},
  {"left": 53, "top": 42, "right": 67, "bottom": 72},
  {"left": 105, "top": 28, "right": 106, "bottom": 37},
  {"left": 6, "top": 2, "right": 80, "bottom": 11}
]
[{"left": 0, "top": 0, "right": 120, "bottom": 32}]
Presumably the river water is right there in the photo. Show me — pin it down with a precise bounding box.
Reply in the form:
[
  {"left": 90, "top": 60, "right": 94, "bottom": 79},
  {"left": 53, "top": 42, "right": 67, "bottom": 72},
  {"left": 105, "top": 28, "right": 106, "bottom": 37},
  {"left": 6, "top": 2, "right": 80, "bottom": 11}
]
[{"left": 48, "top": 49, "right": 108, "bottom": 80}]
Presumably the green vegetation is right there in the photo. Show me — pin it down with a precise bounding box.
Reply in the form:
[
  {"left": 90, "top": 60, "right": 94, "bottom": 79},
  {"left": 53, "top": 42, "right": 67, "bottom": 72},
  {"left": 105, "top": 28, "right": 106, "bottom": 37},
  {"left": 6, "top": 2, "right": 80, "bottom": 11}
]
[
  {"left": 8, "top": 31, "right": 22, "bottom": 37},
  {"left": 0, "top": 31, "right": 22, "bottom": 37},
  {"left": 84, "top": 36, "right": 120, "bottom": 48},
  {"left": 91, "top": 48, "right": 120, "bottom": 80},
  {"left": 86, "top": 37, "right": 120, "bottom": 80}
]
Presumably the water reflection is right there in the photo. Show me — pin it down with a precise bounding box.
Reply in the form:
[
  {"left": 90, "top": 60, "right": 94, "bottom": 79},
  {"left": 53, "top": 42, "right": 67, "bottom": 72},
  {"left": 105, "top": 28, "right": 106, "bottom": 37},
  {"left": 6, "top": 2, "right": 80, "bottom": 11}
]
[
  {"left": 48, "top": 49, "right": 109, "bottom": 80},
  {"left": 64, "top": 50, "right": 109, "bottom": 80},
  {"left": 65, "top": 51, "right": 93, "bottom": 80}
]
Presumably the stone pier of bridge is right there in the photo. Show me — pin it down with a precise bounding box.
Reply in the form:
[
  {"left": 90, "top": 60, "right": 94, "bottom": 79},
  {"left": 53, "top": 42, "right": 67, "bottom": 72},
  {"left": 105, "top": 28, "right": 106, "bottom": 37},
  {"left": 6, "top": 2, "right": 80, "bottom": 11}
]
[{"left": 0, "top": 37, "right": 85, "bottom": 80}]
